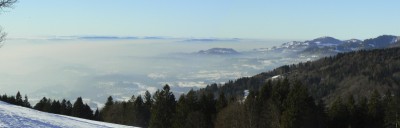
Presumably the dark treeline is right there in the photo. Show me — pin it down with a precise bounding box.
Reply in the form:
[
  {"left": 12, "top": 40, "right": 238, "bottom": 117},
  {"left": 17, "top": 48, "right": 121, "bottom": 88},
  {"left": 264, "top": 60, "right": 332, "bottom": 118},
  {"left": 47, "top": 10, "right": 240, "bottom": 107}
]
[
  {"left": 0, "top": 91, "right": 31, "bottom": 108},
  {"left": 215, "top": 79, "right": 400, "bottom": 128},
  {"left": 33, "top": 97, "right": 96, "bottom": 120},
  {"left": 0, "top": 92, "right": 98, "bottom": 121},
  {"left": 1, "top": 79, "right": 399, "bottom": 128}
]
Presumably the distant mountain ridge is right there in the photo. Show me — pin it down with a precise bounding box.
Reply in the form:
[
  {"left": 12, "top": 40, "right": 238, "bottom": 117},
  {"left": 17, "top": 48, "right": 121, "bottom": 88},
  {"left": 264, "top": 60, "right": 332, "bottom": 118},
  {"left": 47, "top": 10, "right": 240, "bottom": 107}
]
[
  {"left": 263, "top": 35, "right": 399, "bottom": 56},
  {"left": 197, "top": 48, "right": 240, "bottom": 55}
]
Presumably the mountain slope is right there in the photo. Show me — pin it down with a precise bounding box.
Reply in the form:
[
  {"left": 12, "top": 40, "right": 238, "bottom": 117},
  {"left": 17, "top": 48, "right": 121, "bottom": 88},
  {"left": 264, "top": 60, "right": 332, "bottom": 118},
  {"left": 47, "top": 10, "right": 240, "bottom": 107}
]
[
  {"left": 0, "top": 101, "right": 135, "bottom": 128},
  {"left": 263, "top": 35, "right": 399, "bottom": 57},
  {"left": 201, "top": 46, "right": 400, "bottom": 104},
  {"left": 302, "top": 35, "right": 399, "bottom": 54}
]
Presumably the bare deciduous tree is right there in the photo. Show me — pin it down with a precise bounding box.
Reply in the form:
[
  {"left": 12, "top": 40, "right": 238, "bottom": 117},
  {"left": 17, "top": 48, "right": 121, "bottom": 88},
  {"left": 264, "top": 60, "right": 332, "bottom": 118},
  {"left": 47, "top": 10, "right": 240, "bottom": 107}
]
[
  {"left": 0, "top": 28, "right": 6, "bottom": 47},
  {"left": 0, "top": 0, "right": 17, "bottom": 45}
]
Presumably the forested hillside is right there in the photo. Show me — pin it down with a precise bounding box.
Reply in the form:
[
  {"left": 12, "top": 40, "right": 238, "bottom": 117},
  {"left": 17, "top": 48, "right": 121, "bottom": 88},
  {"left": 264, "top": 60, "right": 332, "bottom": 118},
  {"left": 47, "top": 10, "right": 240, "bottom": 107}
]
[{"left": 202, "top": 44, "right": 400, "bottom": 103}]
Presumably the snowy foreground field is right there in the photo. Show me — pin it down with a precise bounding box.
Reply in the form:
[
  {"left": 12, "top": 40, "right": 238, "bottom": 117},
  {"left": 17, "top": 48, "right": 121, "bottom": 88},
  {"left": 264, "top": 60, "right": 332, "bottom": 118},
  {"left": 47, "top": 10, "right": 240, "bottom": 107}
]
[{"left": 0, "top": 101, "right": 136, "bottom": 128}]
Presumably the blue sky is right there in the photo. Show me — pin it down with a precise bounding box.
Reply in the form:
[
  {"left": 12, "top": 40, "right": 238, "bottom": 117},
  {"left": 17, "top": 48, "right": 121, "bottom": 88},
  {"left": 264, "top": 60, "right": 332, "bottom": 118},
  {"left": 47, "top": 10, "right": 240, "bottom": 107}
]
[{"left": 1, "top": 0, "right": 399, "bottom": 40}]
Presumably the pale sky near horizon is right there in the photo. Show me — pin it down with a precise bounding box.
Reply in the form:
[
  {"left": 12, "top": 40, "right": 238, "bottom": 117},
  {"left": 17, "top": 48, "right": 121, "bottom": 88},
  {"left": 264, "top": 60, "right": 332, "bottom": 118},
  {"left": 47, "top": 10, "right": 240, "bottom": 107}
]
[{"left": 0, "top": 0, "right": 399, "bottom": 40}]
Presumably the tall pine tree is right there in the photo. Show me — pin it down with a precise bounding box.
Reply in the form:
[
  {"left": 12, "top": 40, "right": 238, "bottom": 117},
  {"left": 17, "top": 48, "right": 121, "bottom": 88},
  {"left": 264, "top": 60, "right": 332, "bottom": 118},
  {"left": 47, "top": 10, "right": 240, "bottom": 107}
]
[
  {"left": 23, "top": 95, "right": 31, "bottom": 108},
  {"left": 367, "top": 90, "right": 384, "bottom": 127},
  {"left": 15, "top": 91, "right": 23, "bottom": 106},
  {"left": 149, "top": 85, "right": 176, "bottom": 128},
  {"left": 71, "top": 97, "right": 85, "bottom": 118}
]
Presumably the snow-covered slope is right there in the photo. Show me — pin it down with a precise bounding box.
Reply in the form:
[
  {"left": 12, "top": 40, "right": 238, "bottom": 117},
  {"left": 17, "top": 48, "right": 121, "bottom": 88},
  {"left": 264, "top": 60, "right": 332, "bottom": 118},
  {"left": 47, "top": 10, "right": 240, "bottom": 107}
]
[
  {"left": 278, "top": 36, "right": 342, "bottom": 50},
  {"left": 0, "top": 101, "right": 136, "bottom": 128},
  {"left": 265, "top": 35, "right": 399, "bottom": 55}
]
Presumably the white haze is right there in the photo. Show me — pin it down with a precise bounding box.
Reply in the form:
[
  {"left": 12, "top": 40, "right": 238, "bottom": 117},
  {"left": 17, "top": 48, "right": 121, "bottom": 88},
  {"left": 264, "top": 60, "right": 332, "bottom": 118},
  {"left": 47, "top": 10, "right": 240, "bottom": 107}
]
[{"left": 0, "top": 38, "right": 293, "bottom": 107}]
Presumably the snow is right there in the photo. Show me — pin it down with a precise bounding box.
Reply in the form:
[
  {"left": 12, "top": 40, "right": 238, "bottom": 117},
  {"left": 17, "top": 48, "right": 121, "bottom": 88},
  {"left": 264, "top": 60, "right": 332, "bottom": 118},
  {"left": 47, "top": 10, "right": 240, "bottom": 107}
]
[
  {"left": 270, "top": 75, "right": 282, "bottom": 80},
  {"left": 243, "top": 90, "right": 249, "bottom": 97},
  {"left": 280, "top": 41, "right": 310, "bottom": 49},
  {"left": 321, "top": 43, "right": 336, "bottom": 46},
  {"left": 351, "top": 39, "right": 359, "bottom": 43},
  {"left": 391, "top": 37, "right": 399, "bottom": 44},
  {"left": 241, "top": 90, "right": 250, "bottom": 102},
  {"left": 369, "top": 44, "right": 375, "bottom": 47},
  {"left": 316, "top": 36, "right": 329, "bottom": 40},
  {"left": 345, "top": 39, "right": 361, "bottom": 43},
  {"left": 0, "top": 101, "right": 136, "bottom": 128}
]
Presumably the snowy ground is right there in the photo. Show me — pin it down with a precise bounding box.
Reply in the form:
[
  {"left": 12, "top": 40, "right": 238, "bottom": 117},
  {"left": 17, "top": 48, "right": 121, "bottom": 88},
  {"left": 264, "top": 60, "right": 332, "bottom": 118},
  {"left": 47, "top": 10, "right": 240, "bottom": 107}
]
[{"left": 0, "top": 101, "right": 136, "bottom": 128}]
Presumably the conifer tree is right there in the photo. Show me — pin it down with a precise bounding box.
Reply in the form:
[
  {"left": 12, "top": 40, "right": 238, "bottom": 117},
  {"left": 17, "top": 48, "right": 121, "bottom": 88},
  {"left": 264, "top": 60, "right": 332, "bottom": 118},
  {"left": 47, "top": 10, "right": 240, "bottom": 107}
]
[
  {"left": 243, "top": 90, "right": 260, "bottom": 128},
  {"left": 149, "top": 84, "right": 176, "bottom": 128},
  {"left": 101, "top": 96, "right": 114, "bottom": 122},
  {"left": 185, "top": 90, "right": 199, "bottom": 111},
  {"left": 144, "top": 91, "right": 153, "bottom": 106},
  {"left": 103, "top": 96, "right": 114, "bottom": 111},
  {"left": 271, "top": 79, "right": 289, "bottom": 112},
  {"left": 43, "top": 98, "right": 52, "bottom": 112},
  {"left": 143, "top": 91, "right": 152, "bottom": 127},
  {"left": 65, "top": 100, "right": 73, "bottom": 116},
  {"left": 354, "top": 97, "right": 368, "bottom": 128},
  {"left": 383, "top": 90, "right": 400, "bottom": 127},
  {"left": 259, "top": 80, "right": 274, "bottom": 127},
  {"left": 173, "top": 89, "right": 200, "bottom": 128},
  {"left": 367, "top": 90, "right": 384, "bottom": 127},
  {"left": 23, "top": 95, "right": 31, "bottom": 108},
  {"left": 315, "top": 99, "right": 327, "bottom": 127},
  {"left": 216, "top": 91, "right": 227, "bottom": 112},
  {"left": 328, "top": 97, "right": 348, "bottom": 128},
  {"left": 50, "top": 100, "right": 61, "bottom": 114},
  {"left": 15, "top": 91, "right": 23, "bottom": 106},
  {"left": 83, "top": 104, "right": 93, "bottom": 119},
  {"left": 0, "top": 94, "right": 7, "bottom": 102},
  {"left": 133, "top": 95, "right": 146, "bottom": 127},
  {"left": 72, "top": 97, "right": 85, "bottom": 118},
  {"left": 94, "top": 108, "right": 101, "bottom": 121},
  {"left": 34, "top": 97, "right": 48, "bottom": 111},
  {"left": 60, "top": 99, "right": 68, "bottom": 115},
  {"left": 199, "top": 92, "right": 216, "bottom": 128},
  {"left": 280, "top": 82, "right": 316, "bottom": 128},
  {"left": 346, "top": 95, "right": 356, "bottom": 127},
  {"left": 172, "top": 94, "right": 187, "bottom": 128}
]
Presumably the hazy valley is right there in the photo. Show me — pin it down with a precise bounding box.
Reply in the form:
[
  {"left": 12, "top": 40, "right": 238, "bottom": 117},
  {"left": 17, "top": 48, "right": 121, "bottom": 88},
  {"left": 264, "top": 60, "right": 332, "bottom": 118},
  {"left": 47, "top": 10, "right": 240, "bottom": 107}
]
[{"left": 1, "top": 35, "right": 397, "bottom": 109}]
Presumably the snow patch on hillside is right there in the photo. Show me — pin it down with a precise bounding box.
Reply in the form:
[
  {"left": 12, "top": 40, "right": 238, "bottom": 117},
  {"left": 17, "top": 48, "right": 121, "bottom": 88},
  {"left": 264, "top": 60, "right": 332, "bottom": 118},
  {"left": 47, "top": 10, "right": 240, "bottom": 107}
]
[
  {"left": 271, "top": 75, "right": 283, "bottom": 80},
  {"left": 394, "top": 37, "right": 399, "bottom": 43}
]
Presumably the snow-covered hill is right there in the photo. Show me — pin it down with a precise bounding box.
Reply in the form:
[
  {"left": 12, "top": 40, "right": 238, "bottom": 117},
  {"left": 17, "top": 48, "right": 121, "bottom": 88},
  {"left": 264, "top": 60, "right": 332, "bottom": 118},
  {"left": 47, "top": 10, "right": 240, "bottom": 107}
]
[
  {"left": 277, "top": 36, "right": 343, "bottom": 50},
  {"left": 258, "top": 35, "right": 399, "bottom": 56},
  {"left": 0, "top": 101, "right": 136, "bottom": 128}
]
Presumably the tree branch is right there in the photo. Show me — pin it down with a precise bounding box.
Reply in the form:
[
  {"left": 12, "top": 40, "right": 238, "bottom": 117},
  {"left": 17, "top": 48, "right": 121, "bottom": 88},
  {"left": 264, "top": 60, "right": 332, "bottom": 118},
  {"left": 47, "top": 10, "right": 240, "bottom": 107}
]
[
  {"left": 0, "top": 28, "right": 6, "bottom": 47},
  {"left": 0, "top": 0, "right": 17, "bottom": 9},
  {"left": 0, "top": 0, "right": 16, "bottom": 45}
]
